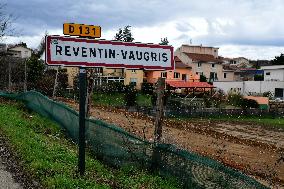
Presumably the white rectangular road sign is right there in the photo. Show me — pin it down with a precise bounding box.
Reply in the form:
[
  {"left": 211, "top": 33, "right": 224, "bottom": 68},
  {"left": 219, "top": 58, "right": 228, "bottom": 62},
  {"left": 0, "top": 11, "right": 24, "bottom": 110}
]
[{"left": 46, "top": 35, "right": 174, "bottom": 70}]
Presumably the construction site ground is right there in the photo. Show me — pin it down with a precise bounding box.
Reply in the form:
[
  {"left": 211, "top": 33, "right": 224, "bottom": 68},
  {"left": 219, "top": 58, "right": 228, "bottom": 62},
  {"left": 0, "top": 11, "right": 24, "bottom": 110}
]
[{"left": 62, "top": 99, "right": 284, "bottom": 189}]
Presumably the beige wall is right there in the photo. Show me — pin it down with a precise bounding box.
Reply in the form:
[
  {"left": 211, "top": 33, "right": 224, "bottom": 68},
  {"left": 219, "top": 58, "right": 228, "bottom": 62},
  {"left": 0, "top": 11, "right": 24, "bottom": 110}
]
[
  {"left": 190, "top": 62, "right": 223, "bottom": 81},
  {"left": 219, "top": 71, "right": 234, "bottom": 81},
  {"left": 65, "top": 67, "right": 79, "bottom": 87},
  {"left": 179, "top": 45, "right": 219, "bottom": 58},
  {"left": 124, "top": 69, "right": 144, "bottom": 90}
]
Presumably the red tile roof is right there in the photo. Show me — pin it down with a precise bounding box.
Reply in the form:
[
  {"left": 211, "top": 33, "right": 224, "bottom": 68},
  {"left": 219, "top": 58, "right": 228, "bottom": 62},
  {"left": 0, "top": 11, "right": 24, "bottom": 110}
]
[
  {"left": 185, "top": 53, "right": 223, "bottom": 63},
  {"left": 174, "top": 56, "right": 191, "bottom": 68},
  {"left": 166, "top": 81, "right": 215, "bottom": 88}
]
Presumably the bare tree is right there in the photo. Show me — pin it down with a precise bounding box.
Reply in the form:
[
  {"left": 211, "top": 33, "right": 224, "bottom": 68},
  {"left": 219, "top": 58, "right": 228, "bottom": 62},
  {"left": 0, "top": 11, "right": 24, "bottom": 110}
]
[{"left": 0, "top": 3, "right": 14, "bottom": 40}]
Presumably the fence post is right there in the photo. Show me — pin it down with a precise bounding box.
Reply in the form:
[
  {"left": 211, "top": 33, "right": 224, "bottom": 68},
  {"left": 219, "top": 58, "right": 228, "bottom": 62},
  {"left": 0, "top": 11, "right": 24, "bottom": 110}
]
[
  {"left": 151, "top": 77, "right": 165, "bottom": 170},
  {"left": 154, "top": 77, "right": 165, "bottom": 142},
  {"left": 52, "top": 66, "right": 59, "bottom": 98},
  {"left": 23, "top": 58, "right": 28, "bottom": 92},
  {"left": 8, "top": 61, "right": 11, "bottom": 92}
]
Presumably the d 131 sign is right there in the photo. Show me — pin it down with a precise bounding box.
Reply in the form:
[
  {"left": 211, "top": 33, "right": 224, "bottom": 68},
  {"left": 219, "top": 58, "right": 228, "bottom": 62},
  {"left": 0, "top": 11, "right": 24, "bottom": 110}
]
[
  {"left": 63, "top": 23, "right": 101, "bottom": 38},
  {"left": 45, "top": 35, "right": 174, "bottom": 70}
]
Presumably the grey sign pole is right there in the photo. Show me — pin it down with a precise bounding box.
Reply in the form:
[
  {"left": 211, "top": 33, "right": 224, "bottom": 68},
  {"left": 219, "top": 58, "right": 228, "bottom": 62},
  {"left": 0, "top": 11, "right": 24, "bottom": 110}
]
[{"left": 78, "top": 67, "right": 87, "bottom": 176}]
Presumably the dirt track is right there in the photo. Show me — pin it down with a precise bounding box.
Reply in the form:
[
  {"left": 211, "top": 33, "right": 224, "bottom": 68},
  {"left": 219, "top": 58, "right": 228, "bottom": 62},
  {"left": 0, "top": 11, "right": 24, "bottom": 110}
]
[{"left": 64, "top": 100, "right": 284, "bottom": 188}]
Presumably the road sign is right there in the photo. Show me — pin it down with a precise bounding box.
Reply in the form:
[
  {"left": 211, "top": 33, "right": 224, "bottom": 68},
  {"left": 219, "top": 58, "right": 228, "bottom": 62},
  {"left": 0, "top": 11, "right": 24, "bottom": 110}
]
[
  {"left": 45, "top": 35, "right": 174, "bottom": 70},
  {"left": 63, "top": 23, "right": 101, "bottom": 38}
]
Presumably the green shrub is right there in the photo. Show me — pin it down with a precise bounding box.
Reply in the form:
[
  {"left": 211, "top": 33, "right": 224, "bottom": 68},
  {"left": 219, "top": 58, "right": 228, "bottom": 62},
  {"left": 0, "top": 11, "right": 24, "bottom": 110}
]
[
  {"left": 254, "top": 74, "right": 264, "bottom": 81},
  {"left": 227, "top": 92, "right": 243, "bottom": 106},
  {"left": 263, "top": 91, "right": 273, "bottom": 99},
  {"left": 241, "top": 98, "right": 259, "bottom": 109},
  {"left": 141, "top": 82, "right": 154, "bottom": 94},
  {"left": 200, "top": 75, "right": 207, "bottom": 82},
  {"left": 124, "top": 85, "right": 137, "bottom": 107}
]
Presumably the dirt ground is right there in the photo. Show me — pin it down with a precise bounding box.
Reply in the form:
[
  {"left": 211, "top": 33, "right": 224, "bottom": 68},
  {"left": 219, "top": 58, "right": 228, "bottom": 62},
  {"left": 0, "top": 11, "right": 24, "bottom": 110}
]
[{"left": 63, "top": 99, "right": 284, "bottom": 188}]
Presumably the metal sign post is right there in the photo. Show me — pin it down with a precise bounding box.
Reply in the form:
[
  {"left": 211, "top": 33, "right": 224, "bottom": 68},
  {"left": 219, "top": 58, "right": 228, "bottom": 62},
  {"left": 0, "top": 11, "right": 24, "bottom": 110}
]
[{"left": 78, "top": 67, "right": 87, "bottom": 175}]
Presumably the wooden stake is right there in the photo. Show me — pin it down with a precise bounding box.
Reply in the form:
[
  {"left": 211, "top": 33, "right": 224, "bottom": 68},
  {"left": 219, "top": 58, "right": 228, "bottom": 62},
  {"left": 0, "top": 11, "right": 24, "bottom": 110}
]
[
  {"left": 154, "top": 77, "right": 165, "bottom": 142},
  {"left": 151, "top": 77, "right": 165, "bottom": 171},
  {"left": 8, "top": 61, "right": 11, "bottom": 92},
  {"left": 52, "top": 66, "right": 59, "bottom": 98}
]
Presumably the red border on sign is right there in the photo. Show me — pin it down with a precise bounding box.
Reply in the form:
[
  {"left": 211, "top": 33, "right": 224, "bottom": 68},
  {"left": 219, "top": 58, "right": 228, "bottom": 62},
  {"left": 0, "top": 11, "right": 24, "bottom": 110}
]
[{"left": 45, "top": 35, "right": 174, "bottom": 70}]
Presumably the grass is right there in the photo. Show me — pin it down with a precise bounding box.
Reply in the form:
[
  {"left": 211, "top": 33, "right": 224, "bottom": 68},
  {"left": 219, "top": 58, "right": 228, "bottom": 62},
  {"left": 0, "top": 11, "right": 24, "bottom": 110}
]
[
  {"left": 92, "top": 93, "right": 152, "bottom": 107},
  {"left": 93, "top": 93, "right": 125, "bottom": 107},
  {"left": 209, "top": 116, "right": 284, "bottom": 129},
  {"left": 172, "top": 114, "right": 284, "bottom": 129},
  {"left": 0, "top": 101, "right": 180, "bottom": 189}
]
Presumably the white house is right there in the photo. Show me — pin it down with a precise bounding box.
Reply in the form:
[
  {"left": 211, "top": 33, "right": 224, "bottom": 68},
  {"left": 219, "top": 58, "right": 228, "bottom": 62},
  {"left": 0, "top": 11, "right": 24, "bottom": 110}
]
[
  {"left": 261, "top": 65, "right": 284, "bottom": 81},
  {"left": 8, "top": 45, "right": 32, "bottom": 59}
]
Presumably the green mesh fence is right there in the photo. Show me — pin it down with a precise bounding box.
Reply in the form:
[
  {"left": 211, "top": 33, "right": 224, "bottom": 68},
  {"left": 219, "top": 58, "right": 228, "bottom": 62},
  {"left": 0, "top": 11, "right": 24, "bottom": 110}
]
[{"left": 0, "top": 91, "right": 269, "bottom": 189}]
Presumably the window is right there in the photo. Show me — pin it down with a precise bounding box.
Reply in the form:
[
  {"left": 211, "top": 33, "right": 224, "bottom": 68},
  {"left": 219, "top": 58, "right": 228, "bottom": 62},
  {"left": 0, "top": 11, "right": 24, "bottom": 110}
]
[
  {"left": 196, "top": 72, "right": 199, "bottom": 75},
  {"left": 182, "top": 74, "right": 187, "bottom": 81},
  {"left": 130, "top": 78, "right": 137, "bottom": 86},
  {"left": 174, "top": 72, "right": 180, "bottom": 78},
  {"left": 161, "top": 72, "right": 167, "bottom": 78},
  {"left": 266, "top": 72, "right": 270, "bottom": 76},
  {"left": 224, "top": 73, "right": 227, "bottom": 78},
  {"left": 210, "top": 72, "right": 218, "bottom": 81},
  {"left": 212, "top": 64, "right": 215, "bottom": 68},
  {"left": 131, "top": 69, "right": 136, "bottom": 73},
  {"left": 198, "top": 62, "right": 201, "bottom": 67}
]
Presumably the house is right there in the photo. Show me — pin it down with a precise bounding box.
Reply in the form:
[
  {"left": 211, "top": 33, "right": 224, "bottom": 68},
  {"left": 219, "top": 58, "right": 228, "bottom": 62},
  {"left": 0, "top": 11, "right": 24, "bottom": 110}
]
[
  {"left": 175, "top": 44, "right": 223, "bottom": 82},
  {"left": 144, "top": 56, "right": 195, "bottom": 84},
  {"left": 261, "top": 65, "right": 284, "bottom": 81},
  {"left": 229, "top": 57, "right": 251, "bottom": 68},
  {"left": 7, "top": 43, "right": 32, "bottom": 59},
  {"left": 88, "top": 67, "right": 144, "bottom": 90},
  {"left": 222, "top": 65, "right": 235, "bottom": 81},
  {"left": 0, "top": 43, "right": 7, "bottom": 54},
  {"left": 220, "top": 56, "right": 263, "bottom": 81},
  {"left": 250, "top": 59, "right": 272, "bottom": 68},
  {"left": 233, "top": 68, "right": 264, "bottom": 81}
]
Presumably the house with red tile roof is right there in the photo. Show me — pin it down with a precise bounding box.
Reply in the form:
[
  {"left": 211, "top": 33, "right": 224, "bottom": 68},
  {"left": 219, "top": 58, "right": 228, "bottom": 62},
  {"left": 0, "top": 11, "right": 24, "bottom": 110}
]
[
  {"left": 144, "top": 56, "right": 197, "bottom": 84},
  {"left": 175, "top": 44, "right": 225, "bottom": 82}
]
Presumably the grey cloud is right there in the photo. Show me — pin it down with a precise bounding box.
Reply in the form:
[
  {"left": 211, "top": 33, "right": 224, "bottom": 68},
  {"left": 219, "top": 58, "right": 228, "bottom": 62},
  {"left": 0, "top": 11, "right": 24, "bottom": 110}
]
[{"left": 3, "top": 0, "right": 284, "bottom": 53}]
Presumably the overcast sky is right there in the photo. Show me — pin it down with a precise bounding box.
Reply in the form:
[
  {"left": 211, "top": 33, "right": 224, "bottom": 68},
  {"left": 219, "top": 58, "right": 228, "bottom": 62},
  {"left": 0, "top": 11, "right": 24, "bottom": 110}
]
[{"left": 2, "top": 0, "right": 284, "bottom": 60}]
